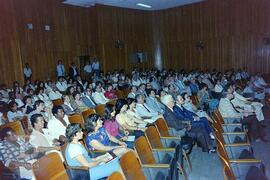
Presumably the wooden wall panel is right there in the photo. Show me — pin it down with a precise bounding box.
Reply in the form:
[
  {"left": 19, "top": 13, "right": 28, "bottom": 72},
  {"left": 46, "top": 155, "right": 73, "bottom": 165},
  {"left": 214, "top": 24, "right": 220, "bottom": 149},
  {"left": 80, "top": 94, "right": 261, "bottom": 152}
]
[
  {"left": 2, "top": 0, "right": 270, "bottom": 86},
  {"left": 154, "top": 0, "right": 270, "bottom": 74}
]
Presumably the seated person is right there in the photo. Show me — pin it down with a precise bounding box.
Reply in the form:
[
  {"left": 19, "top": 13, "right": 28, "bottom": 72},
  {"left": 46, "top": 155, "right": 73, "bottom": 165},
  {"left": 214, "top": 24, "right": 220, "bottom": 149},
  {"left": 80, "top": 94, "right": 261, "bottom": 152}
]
[
  {"left": 47, "top": 106, "right": 70, "bottom": 144},
  {"left": 81, "top": 87, "right": 96, "bottom": 108},
  {"left": 29, "top": 114, "right": 61, "bottom": 154},
  {"left": 92, "top": 86, "right": 109, "bottom": 105},
  {"left": 0, "top": 127, "right": 44, "bottom": 179},
  {"left": 48, "top": 85, "right": 62, "bottom": 101},
  {"left": 197, "top": 83, "right": 219, "bottom": 111},
  {"left": 145, "top": 89, "right": 165, "bottom": 114},
  {"left": 161, "top": 94, "right": 216, "bottom": 153},
  {"left": 85, "top": 114, "right": 131, "bottom": 157},
  {"left": 126, "top": 98, "right": 148, "bottom": 125},
  {"left": 115, "top": 99, "right": 145, "bottom": 139},
  {"left": 174, "top": 94, "right": 214, "bottom": 139},
  {"left": 71, "top": 91, "right": 88, "bottom": 113},
  {"left": 61, "top": 95, "right": 79, "bottom": 115},
  {"left": 127, "top": 86, "right": 137, "bottom": 99},
  {"left": 22, "top": 95, "right": 35, "bottom": 115},
  {"left": 65, "top": 123, "right": 123, "bottom": 180},
  {"left": 182, "top": 93, "right": 213, "bottom": 123},
  {"left": 135, "top": 94, "right": 162, "bottom": 123},
  {"left": 7, "top": 101, "right": 24, "bottom": 122},
  {"left": 104, "top": 83, "right": 117, "bottom": 100}
]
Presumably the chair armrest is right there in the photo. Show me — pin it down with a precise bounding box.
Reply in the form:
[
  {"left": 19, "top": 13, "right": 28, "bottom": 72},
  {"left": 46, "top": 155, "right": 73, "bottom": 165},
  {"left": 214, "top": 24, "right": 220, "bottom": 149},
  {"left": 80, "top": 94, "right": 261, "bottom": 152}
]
[
  {"left": 66, "top": 165, "right": 89, "bottom": 171},
  {"left": 142, "top": 164, "right": 170, "bottom": 168},
  {"left": 222, "top": 132, "right": 246, "bottom": 135},
  {"left": 161, "top": 136, "right": 181, "bottom": 140},
  {"left": 224, "top": 143, "right": 250, "bottom": 147},
  {"left": 229, "top": 159, "right": 261, "bottom": 163},
  {"left": 152, "top": 148, "right": 175, "bottom": 152}
]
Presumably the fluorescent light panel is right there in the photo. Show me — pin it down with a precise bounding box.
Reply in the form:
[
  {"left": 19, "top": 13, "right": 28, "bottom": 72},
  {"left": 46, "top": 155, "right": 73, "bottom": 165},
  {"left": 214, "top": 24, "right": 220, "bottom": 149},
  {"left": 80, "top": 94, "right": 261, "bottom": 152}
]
[{"left": 136, "top": 3, "right": 152, "bottom": 8}]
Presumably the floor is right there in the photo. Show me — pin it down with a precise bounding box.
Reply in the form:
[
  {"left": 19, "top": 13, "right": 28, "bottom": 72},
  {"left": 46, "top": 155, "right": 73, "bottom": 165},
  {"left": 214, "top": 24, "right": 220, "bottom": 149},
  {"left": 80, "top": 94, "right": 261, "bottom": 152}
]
[{"left": 185, "top": 107, "right": 270, "bottom": 180}]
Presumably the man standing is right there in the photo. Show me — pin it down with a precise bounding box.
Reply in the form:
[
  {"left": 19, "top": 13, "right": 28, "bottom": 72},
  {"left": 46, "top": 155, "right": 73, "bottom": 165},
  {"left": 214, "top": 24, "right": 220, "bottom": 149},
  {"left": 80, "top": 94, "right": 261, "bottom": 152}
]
[
  {"left": 23, "top": 63, "right": 32, "bottom": 81},
  {"left": 69, "top": 62, "right": 79, "bottom": 80},
  {"left": 56, "top": 60, "right": 65, "bottom": 77},
  {"left": 92, "top": 58, "right": 100, "bottom": 75}
]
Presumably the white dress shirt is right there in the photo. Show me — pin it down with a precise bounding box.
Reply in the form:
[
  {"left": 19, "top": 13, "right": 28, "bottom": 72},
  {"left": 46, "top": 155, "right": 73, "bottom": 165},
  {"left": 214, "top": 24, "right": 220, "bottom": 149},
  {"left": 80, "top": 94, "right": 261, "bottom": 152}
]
[
  {"left": 47, "top": 115, "right": 70, "bottom": 140},
  {"left": 23, "top": 67, "right": 32, "bottom": 77},
  {"left": 92, "top": 92, "right": 109, "bottom": 104},
  {"left": 56, "top": 81, "right": 68, "bottom": 92}
]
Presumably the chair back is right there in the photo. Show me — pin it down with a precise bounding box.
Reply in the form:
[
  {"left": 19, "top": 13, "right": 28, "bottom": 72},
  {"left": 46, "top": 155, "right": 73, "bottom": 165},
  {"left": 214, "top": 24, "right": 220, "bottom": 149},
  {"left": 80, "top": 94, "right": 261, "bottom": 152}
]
[
  {"left": 145, "top": 126, "right": 164, "bottom": 149},
  {"left": 115, "top": 90, "right": 125, "bottom": 99},
  {"left": 223, "top": 166, "right": 235, "bottom": 180},
  {"left": 95, "top": 104, "right": 105, "bottom": 116},
  {"left": 0, "top": 120, "right": 25, "bottom": 136},
  {"left": 122, "top": 88, "right": 130, "bottom": 98},
  {"left": 119, "top": 151, "right": 146, "bottom": 180},
  {"left": 81, "top": 109, "right": 95, "bottom": 121},
  {"left": 68, "top": 114, "right": 84, "bottom": 128},
  {"left": 32, "top": 152, "right": 69, "bottom": 180},
  {"left": 134, "top": 136, "right": 156, "bottom": 164},
  {"left": 52, "top": 99, "right": 64, "bottom": 106},
  {"left": 214, "top": 110, "right": 225, "bottom": 124},
  {"left": 190, "top": 94, "right": 199, "bottom": 106},
  {"left": 154, "top": 118, "right": 171, "bottom": 137},
  {"left": 107, "top": 99, "right": 116, "bottom": 106},
  {"left": 106, "top": 172, "right": 124, "bottom": 180}
]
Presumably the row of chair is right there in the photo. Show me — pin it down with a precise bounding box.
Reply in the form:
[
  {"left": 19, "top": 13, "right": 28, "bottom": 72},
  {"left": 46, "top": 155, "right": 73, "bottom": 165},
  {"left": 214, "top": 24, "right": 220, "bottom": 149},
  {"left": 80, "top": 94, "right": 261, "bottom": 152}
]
[
  {"left": 31, "top": 118, "right": 192, "bottom": 180},
  {"left": 212, "top": 110, "right": 264, "bottom": 180}
]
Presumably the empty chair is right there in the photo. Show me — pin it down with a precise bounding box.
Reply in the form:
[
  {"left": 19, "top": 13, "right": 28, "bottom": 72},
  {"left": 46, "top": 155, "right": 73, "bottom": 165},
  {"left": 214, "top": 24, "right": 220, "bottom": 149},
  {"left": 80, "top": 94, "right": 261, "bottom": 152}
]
[
  {"left": 119, "top": 151, "right": 146, "bottom": 180},
  {"left": 115, "top": 90, "right": 125, "bottom": 99},
  {"left": 52, "top": 99, "right": 64, "bottom": 106},
  {"left": 32, "top": 152, "right": 69, "bottom": 180},
  {"left": 68, "top": 114, "right": 84, "bottom": 128},
  {"left": 145, "top": 126, "right": 190, "bottom": 177},
  {"left": 134, "top": 136, "right": 177, "bottom": 179},
  {"left": 81, "top": 108, "right": 95, "bottom": 121},
  {"left": 95, "top": 104, "right": 105, "bottom": 116}
]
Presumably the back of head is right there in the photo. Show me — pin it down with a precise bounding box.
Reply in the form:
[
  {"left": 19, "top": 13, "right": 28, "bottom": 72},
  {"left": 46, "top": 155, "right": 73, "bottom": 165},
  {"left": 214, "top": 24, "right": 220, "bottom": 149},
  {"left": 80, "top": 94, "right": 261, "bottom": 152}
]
[{"left": 85, "top": 114, "right": 100, "bottom": 133}]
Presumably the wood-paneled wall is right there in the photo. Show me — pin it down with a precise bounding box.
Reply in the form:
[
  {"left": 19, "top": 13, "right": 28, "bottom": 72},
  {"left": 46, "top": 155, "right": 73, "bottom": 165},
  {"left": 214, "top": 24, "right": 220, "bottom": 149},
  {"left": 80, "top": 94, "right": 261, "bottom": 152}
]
[
  {"left": 154, "top": 0, "right": 270, "bottom": 73},
  {"left": 1, "top": 0, "right": 270, "bottom": 86}
]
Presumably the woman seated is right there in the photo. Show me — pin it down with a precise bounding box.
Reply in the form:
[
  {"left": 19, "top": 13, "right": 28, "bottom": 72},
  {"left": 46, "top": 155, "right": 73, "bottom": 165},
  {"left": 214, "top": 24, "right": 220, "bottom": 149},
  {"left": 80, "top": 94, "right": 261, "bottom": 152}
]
[
  {"left": 126, "top": 98, "right": 149, "bottom": 125},
  {"left": 115, "top": 99, "right": 145, "bottom": 139},
  {"left": 65, "top": 123, "right": 123, "bottom": 180},
  {"left": 71, "top": 91, "right": 88, "bottom": 113},
  {"left": 61, "top": 95, "right": 79, "bottom": 115},
  {"left": 104, "top": 83, "right": 117, "bottom": 100},
  {"left": 36, "top": 87, "right": 51, "bottom": 105},
  {"left": 7, "top": 101, "right": 24, "bottom": 122},
  {"left": 181, "top": 93, "right": 213, "bottom": 123},
  {"left": 197, "top": 83, "right": 219, "bottom": 112},
  {"left": 85, "top": 114, "right": 131, "bottom": 157}
]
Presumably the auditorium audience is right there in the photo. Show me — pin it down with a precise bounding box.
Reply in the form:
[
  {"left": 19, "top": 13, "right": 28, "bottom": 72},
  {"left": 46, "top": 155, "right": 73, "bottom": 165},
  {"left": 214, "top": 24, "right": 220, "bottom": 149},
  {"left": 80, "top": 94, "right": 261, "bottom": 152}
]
[
  {"left": 7, "top": 101, "right": 24, "bottom": 122},
  {"left": 65, "top": 123, "right": 122, "bottom": 180},
  {"left": 85, "top": 114, "right": 130, "bottom": 157}
]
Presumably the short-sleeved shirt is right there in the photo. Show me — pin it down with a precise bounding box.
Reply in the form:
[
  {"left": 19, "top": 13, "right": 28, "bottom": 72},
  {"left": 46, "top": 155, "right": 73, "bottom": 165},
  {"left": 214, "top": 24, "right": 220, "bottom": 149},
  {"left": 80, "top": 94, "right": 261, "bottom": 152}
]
[
  {"left": 86, "top": 127, "right": 110, "bottom": 150},
  {"left": 103, "top": 120, "right": 120, "bottom": 137},
  {"left": 65, "top": 143, "right": 92, "bottom": 167}
]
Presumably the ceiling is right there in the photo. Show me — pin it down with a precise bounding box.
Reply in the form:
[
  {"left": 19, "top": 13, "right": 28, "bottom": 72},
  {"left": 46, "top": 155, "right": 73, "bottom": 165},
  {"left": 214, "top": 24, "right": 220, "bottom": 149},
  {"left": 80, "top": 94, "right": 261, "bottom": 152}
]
[{"left": 62, "top": 0, "right": 204, "bottom": 10}]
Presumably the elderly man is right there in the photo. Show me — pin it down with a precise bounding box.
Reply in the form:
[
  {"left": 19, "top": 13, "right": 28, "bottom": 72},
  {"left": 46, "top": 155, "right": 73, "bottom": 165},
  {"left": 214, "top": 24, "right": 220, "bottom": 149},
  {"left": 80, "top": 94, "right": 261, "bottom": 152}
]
[{"left": 161, "top": 94, "right": 216, "bottom": 153}]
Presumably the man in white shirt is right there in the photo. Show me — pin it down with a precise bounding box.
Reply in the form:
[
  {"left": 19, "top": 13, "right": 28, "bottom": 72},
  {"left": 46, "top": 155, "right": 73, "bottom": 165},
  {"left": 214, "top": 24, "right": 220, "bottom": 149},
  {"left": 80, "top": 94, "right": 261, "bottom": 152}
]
[
  {"left": 47, "top": 106, "right": 69, "bottom": 142},
  {"left": 56, "top": 60, "right": 65, "bottom": 77},
  {"left": 135, "top": 94, "right": 162, "bottom": 123},
  {"left": 92, "top": 86, "right": 109, "bottom": 105},
  {"left": 127, "top": 86, "right": 137, "bottom": 99},
  {"left": 23, "top": 63, "right": 32, "bottom": 81},
  {"left": 56, "top": 76, "right": 68, "bottom": 92},
  {"left": 84, "top": 61, "right": 92, "bottom": 76}
]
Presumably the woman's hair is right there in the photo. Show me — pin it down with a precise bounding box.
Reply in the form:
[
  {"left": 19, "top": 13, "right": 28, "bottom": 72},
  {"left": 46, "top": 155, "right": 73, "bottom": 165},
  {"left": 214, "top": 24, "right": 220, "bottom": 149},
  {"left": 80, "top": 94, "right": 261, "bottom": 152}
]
[
  {"left": 72, "top": 91, "right": 80, "bottom": 98},
  {"left": 126, "top": 98, "right": 135, "bottom": 108},
  {"left": 115, "top": 99, "right": 128, "bottom": 115},
  {"left": 103, "top": 104, "right": 115, "bottom": 120},
  {"left": 181, "top": 92, "right": 188, "bottom": 100},
  {"left": 65, "top": 123, "right": 82, "bottom": 142},
  {"left": 85, "top": 114, "right": 101, "bottom": 133},
  {"left": 105, "top": 83, "right": 113, "bottom": 90}
]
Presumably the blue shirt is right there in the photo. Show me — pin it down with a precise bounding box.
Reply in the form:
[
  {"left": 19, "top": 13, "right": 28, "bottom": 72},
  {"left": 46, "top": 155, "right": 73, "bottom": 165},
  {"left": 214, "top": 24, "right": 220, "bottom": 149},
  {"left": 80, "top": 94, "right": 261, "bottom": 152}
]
[{"left": 86, "top": 127, "right": 110, "bottom": 150}]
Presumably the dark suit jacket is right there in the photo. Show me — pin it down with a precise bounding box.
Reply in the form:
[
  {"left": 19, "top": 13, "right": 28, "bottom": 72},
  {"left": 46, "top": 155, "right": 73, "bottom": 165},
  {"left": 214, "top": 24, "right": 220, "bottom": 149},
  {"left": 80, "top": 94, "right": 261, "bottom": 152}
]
[
  {"left": 69, "top": 67, "right": 78, "bottom": 79},
  {"left": 173, "top": 105, "right": 197, "bottom": 122},
  {"left": 163, "top": 106, "right": 186, "bottom": 131}
]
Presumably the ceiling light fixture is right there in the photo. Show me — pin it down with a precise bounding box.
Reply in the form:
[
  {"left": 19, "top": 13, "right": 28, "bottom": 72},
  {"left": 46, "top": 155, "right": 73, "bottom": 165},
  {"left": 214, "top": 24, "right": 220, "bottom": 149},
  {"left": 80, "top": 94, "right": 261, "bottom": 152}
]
[{"left": 136, "top": 3, "right": 152, "bottom": 8}]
